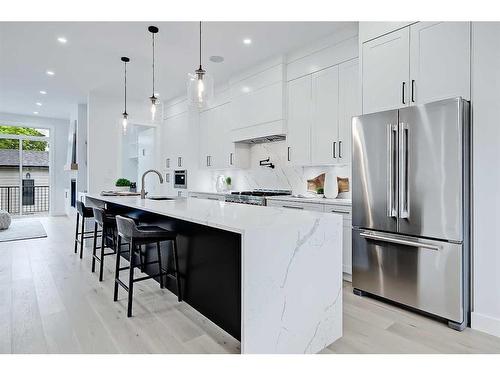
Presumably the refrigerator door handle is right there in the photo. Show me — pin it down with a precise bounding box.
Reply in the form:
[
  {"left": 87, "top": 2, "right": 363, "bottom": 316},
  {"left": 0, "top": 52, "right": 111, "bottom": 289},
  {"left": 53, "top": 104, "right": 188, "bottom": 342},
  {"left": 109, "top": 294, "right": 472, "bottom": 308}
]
[
  {"left": 360, "top": 231, "right": 440, "bottom": 251},
  {"left": 387, "top": 124, "right": 398, "bottom": 218},
  {"left": 399, "top": 122, "right": 410, "bottom": 219}
]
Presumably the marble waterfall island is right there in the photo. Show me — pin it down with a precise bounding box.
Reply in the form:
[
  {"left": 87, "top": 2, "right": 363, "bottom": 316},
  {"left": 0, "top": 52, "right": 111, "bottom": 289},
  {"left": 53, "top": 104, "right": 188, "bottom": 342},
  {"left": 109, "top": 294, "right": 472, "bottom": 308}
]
[{"left": 85, "top": 194, "right": 343, "bottom": 354}]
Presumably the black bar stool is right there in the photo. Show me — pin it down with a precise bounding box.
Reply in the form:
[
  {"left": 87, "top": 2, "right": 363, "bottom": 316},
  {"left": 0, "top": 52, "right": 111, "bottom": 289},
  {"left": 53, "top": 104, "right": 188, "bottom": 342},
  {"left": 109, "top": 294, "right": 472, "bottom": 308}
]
[
  {"left": 91, "top": 207, "right": 120, "bottom": 282},
  {"left": 114, "top": 215, "right": 182, "bottom": 317},
  {"left": 74, "top": 200, "right": 101, "bottom": 259}
]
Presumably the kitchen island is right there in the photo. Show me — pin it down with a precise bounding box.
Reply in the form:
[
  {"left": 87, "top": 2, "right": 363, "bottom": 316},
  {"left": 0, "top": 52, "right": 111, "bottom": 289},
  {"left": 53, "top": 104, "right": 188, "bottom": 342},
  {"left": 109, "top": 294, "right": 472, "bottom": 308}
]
[{"left": 85, "top": 194, "right": 342, "bottom": 354}]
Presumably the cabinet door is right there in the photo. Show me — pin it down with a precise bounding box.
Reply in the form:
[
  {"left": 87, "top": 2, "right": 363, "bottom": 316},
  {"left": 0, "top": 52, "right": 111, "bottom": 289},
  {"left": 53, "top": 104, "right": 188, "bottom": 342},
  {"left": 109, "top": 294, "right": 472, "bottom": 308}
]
[
  {"left": 199, "top": 109, "right": 214, "bottom": 168},
  {"left": 311, "top": 65, "right": 339, "bottom": 165},
  {"left": 338, "top": 58, "right": 360, "bottom": 165},
  {"left": 410, "top": 22, "right": 470, "bottom": 104},
  {"left": 211, "top": 104, "right": 229, "bottom": 169},
  {"left": 362, "top": 27, "right": 410, "bottom": 114},
  {"left": 286, "top": 75, "right": 312, "bottom": 165}
]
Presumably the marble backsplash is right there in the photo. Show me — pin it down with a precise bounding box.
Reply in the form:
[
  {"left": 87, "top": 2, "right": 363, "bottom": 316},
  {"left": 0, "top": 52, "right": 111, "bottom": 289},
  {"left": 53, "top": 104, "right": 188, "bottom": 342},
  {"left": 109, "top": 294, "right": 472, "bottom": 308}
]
[{"left": 201, "top": 141, "right": 351, "bottom": 196}]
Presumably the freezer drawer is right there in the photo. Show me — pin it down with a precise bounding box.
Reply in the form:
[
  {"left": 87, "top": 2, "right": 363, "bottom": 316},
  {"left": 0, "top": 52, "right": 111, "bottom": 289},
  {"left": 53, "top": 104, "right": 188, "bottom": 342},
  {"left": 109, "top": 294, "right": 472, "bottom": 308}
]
[{"left": 352, "top": 228, "right": 463, "bottom": 323}]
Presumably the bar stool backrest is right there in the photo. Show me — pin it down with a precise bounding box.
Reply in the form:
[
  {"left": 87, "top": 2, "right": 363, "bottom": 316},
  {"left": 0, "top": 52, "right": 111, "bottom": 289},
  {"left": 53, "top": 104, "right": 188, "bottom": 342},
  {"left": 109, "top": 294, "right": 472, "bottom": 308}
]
[
  {"left": 76, "top": 200, "right": 86, "bottom": 217},
  {"left": 115, "top": 215, "right": 138, "bottom": 241},
  {"left": 92, "top": 207, "right": 106, "bottom": 226}
]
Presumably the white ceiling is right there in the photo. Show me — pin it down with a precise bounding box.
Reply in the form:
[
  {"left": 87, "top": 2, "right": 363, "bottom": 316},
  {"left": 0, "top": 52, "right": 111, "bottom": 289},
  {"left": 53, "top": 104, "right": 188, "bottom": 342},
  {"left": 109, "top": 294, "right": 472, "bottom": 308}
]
[{"left": 0, "top": 21, "right": 356, "bottom": 120}]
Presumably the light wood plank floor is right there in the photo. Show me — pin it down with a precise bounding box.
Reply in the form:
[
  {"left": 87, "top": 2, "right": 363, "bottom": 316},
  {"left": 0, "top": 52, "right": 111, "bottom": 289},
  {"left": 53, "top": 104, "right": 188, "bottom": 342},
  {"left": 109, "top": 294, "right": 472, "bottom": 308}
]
[{"left": 1, "top": 215, "right": 499, "bottom": 354}]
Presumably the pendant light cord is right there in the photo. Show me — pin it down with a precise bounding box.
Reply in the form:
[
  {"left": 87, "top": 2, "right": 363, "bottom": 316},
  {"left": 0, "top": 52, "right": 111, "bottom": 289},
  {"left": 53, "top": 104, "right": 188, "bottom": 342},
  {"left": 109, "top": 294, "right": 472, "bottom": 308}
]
[
  {"left": 152, "top": 32, "right": 155, "bottom": 96},
  {"left": 124, "top": 60, "right": 127, "bottom": 113},
  {"left": 199, "top": 21, "right": 202, "bottom": 69}
]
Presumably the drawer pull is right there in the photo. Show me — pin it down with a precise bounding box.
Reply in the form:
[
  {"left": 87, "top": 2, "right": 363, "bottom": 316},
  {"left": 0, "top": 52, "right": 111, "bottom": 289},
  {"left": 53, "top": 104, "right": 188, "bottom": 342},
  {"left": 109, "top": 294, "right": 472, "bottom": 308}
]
[
  {"left": 360, "top": 231, "right": 440, "bottom": 251},
  {"left": 282, "top": 205, "right": 304, "bottom": 210}
]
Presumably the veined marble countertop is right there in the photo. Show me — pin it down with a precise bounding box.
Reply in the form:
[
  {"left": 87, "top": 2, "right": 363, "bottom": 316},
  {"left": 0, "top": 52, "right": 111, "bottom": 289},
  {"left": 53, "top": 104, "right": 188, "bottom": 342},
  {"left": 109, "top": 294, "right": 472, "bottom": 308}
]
[
  {"left": 85, "top": 194, "right": 339, "bottom": 234},
  {"left": 266, "top": 195, "right": 352, "bottom": 206},
  {"left": 85, "top": 193, "right": 343, "bottom": 354}
]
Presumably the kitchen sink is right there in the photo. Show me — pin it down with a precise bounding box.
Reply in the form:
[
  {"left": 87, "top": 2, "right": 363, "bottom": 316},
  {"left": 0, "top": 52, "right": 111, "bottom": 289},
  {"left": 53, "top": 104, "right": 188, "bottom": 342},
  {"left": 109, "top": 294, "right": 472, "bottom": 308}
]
[{"left": 147, "top": 196, "right": 176, "bottom": 201}]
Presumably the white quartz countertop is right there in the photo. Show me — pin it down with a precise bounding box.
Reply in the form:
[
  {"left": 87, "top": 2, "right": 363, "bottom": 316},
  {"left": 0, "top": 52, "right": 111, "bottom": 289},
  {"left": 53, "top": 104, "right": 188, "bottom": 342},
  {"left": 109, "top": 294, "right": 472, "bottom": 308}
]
[
  {"left": 85, "top": 194, "right": 338, "bottom": 235},
  {"left": 265, "top": 195, "right": 352, "bottom": 206}
]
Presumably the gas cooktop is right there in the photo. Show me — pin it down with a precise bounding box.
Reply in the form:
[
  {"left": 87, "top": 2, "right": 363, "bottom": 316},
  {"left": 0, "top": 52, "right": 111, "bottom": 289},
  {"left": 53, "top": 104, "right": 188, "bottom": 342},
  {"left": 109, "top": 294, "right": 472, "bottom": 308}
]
[{"left": 226, "top": 189, "right": 292, "bottom": 205}]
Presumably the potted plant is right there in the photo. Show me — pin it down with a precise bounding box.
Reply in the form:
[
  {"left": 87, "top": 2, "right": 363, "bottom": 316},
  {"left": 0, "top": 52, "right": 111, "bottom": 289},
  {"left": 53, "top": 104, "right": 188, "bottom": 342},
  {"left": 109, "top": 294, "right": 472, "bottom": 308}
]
[
  {"left": 225, "top": 176, "right": 232, "bottom": 191},
  {"left": 115, "top": 178, "right": 131, "bottom": 192}
]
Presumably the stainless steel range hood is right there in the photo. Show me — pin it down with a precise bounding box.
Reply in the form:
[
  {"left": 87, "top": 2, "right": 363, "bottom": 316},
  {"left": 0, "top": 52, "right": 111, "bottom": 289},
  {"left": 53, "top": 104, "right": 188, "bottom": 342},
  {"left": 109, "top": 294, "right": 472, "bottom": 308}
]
[{"left": 236, "top": 134, "right": 286, "bottom": 144}]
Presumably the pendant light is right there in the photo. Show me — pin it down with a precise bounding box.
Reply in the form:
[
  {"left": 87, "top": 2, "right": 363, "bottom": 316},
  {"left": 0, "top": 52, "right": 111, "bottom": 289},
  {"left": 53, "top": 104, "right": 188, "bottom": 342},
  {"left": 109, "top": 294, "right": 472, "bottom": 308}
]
[
  {"left": 187, "top": 21, "right": 214, "bottom": 109},
  {"left": 121, "top": 56, "right": 130, "bottom": 133},
  {"left": 148, "top": 26, "right": 159, "bottom": 120}
]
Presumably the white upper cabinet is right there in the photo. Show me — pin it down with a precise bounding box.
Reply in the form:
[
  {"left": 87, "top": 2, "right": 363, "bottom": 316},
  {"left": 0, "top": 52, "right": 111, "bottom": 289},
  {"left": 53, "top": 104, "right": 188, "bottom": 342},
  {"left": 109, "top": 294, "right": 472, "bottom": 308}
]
[
  {"left": 361, "top": 22, "right": 471, "bottom": 114},
  {"left": 287, "top": 59, "right": 359, "bottom": 166},
  {"left": 163, "top": 111, "right": 189, "bottom": 169},
  {"left": 199, "top": 102, "right": 249, "bottom": 170},
  {"left": 362, "top": 27, "right": 410, "bottom": 114},
  {"left": 409, "top": 22, "right": 470, "bottom": 104},
  {"left": 338, "top": 58, "right": 360, "bottom": 165},
  {"left": 311, "top": 65, "right": 339, "bottom": 165},
  {"left": 286, "top": 75, "right": 312, "bottom": 165}
]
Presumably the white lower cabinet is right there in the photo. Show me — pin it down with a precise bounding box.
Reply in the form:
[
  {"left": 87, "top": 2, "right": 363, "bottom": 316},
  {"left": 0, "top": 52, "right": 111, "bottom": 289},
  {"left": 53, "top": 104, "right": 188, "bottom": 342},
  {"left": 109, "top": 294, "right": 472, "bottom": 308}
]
[
  {"left": 189, "top": 192, "right": 225, "bottom": 201},
  {"left": 324, "top": 204, "right": 352, "bottom": 275},
  {"left": 266, "top": 199, "right": 352, "bottom": 276}
]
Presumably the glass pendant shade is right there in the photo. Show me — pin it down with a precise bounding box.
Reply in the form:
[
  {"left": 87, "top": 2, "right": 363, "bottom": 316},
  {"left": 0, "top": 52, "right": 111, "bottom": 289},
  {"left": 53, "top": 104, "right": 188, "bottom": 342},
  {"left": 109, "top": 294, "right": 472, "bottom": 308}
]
[
  {"left": 187, "top": 70, "right": 214, "bottom": 109},
  {"left": 122, "top": 112, "right": 128, "bottom": 134}
]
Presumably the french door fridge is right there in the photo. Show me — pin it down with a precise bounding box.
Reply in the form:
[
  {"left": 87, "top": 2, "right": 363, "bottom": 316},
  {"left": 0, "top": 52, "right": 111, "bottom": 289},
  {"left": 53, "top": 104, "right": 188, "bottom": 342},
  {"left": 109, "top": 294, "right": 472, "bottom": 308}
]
[{"left": 351, "top": 98, "right": 470, "bottom": 330}]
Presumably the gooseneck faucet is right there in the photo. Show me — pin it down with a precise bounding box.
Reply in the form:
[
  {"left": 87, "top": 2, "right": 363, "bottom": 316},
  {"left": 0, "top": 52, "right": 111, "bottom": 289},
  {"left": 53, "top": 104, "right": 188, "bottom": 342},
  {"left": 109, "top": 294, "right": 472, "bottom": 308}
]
[{"left": 140, "top": 169, "right": 163, "bottom": 199}]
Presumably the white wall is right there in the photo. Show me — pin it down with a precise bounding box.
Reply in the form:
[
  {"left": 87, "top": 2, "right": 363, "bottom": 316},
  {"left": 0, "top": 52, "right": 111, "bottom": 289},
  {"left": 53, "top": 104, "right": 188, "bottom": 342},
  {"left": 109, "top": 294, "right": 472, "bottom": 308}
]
[
  {"left": 0, "top": 112, "right": 70, "bottom": 215},
  {"left": 87, "top": 91, "right": 160, "bottom": 194},
  {"left": 471, "top": 22, "right": 500, "bottom": 337}
]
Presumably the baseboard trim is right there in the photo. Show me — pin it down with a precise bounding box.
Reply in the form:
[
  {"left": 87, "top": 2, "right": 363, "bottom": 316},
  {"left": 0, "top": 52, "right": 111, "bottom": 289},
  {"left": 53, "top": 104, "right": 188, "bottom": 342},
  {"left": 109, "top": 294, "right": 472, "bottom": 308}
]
[
  {"left": 342, "top": 272, "right": 352, "bottom": 282},
  {"left": 471, "top": 312, "right": 500, "bottom": 337}
]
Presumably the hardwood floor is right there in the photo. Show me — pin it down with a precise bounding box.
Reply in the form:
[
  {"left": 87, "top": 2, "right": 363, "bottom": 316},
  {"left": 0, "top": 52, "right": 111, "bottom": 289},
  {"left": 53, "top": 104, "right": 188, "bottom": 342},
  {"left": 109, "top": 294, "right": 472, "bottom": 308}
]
[{"left": 1, "top": 215, "right": 499, "bottom": 354}]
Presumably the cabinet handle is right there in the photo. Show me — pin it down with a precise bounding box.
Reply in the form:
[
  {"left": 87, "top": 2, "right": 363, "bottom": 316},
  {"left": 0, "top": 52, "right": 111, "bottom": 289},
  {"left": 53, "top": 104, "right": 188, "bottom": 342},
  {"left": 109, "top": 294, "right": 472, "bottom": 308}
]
[
  {"left": 333, "top": 141, "right": 336, "bottom": 158},
  {"left": 287, "top": 147, "right": 291, "bottom": 162},
  {"left": 411, "top": 79, "right": 415, "bottom": 103},
  {"left": 178, "top": 157, "right": 182, "bottom": 167},
  {"left": 166, "top": 173, "right": 170, "bottom": 183},
  {"left": 330, "top": 209, "right": 350, "bottom": 214},
  {"left": 166, "top": 158, "right": 170, "bottom": 168},
  {"left": 282, "top": 205, "right": 304, "bottom": 210},
  {"left": 209, "top": 156, "right": 212, "bottom": 167},
  {"left": 402, "top": 82, "right": 406, "bottom": 105},
  {"left": 206, "top": 155, "right": 209, "bottom": 167},
  {"left": 339, "top": 140, "right": 342, "bottom": 159},
  {"left": 230, "top": 152, "right": 233, "bottom": 165}
]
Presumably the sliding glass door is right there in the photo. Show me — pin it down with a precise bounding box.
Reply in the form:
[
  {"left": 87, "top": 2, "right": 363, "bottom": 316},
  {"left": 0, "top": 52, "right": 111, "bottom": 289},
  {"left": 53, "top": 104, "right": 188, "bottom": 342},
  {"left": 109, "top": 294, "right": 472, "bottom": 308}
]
[{"left": 0, "top": 126, "right": 50, "bottom": 216}]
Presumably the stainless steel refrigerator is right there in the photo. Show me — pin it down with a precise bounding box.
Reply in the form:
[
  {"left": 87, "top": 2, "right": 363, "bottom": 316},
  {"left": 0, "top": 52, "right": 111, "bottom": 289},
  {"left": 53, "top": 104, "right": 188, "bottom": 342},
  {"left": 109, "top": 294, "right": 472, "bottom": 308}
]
[{"left": 351, "top": 97, "right": 470, "bottom": 331}]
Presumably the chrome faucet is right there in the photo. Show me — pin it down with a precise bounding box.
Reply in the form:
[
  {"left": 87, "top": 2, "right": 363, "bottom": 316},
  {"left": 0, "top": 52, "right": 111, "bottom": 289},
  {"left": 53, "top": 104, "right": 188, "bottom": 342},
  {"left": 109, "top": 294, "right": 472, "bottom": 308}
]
[{"left": 140, "top": 169, "right": 163, "bottom": 199}]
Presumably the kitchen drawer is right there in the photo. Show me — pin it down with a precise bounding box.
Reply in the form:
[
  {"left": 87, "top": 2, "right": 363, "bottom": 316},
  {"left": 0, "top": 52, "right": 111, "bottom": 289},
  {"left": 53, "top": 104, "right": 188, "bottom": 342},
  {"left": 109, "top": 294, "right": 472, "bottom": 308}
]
[
  {"left": 324, "top": 204, "right": 352, "bottom": 217},
  {"left": 266, "top": 200, "right": 324, "bottom": 212}
]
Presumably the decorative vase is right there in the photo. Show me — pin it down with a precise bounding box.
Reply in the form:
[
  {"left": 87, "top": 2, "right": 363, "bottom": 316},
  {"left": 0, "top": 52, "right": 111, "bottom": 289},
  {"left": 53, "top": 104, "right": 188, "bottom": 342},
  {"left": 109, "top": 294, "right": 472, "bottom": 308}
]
[
  {"left": 323, "top": 171, "right": 338, "bottom": 199},
  {"left": 216, "top": 175, "right": 226, "bottom": 193}
]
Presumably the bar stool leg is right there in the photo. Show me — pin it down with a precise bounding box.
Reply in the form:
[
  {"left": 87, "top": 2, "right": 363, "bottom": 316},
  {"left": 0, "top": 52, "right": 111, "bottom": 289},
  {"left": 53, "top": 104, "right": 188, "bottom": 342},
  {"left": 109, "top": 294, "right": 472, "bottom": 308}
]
[
  {"left": 99, "top": 223, "right": 106, "bottom": 282},
  {"left": 113, "top": 235, "right": 122, "bottom": 302},
  {"left": 79, "top": 215, "right": 85, "bottom": 259},
  {"left": 91, "top": 222, "right": 98, "bottom": 273},
  {"left": 172, "top": 238, "right": 182, "bottom": 302},
  {"left": 127, "top": 239, "right": 136, "bottom": 317},
  {"left": 74, "top": 213, "right": 80, "bottom": 254},
  {"left": 156, "top": 242, "right": 164, "bottom": 289}
]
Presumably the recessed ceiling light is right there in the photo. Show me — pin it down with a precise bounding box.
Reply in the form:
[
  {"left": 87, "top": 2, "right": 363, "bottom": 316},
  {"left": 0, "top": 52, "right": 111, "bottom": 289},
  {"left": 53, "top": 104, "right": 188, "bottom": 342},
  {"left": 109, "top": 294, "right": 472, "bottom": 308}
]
[
  {"left": 209, "top": 55, "right": 224, "bottom": 63},
  {"left": 36, "top": 102, "right": 42, "bottom": 106},
  {"left": 39, "top": 90, "right": 47, "bottom": 95},
  {"left": 57, "top": 37, "right": 67, "bottom": 44},
  {"left": 46, "top": 70, "right": 55, "bottom": 76},
  {"left": 243, "top": 38, "right": 252, "bottom": 45},
  {"left": 33, "top": 111, "right": 39, "bottom": 115}
]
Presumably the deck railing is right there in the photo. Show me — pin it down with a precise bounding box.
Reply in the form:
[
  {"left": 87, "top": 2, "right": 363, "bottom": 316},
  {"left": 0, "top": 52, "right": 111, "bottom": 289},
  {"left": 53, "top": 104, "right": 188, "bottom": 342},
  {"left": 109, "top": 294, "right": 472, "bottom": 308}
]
[{"left": 0, "top": 185, "right": 50, "bottom": 215}]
